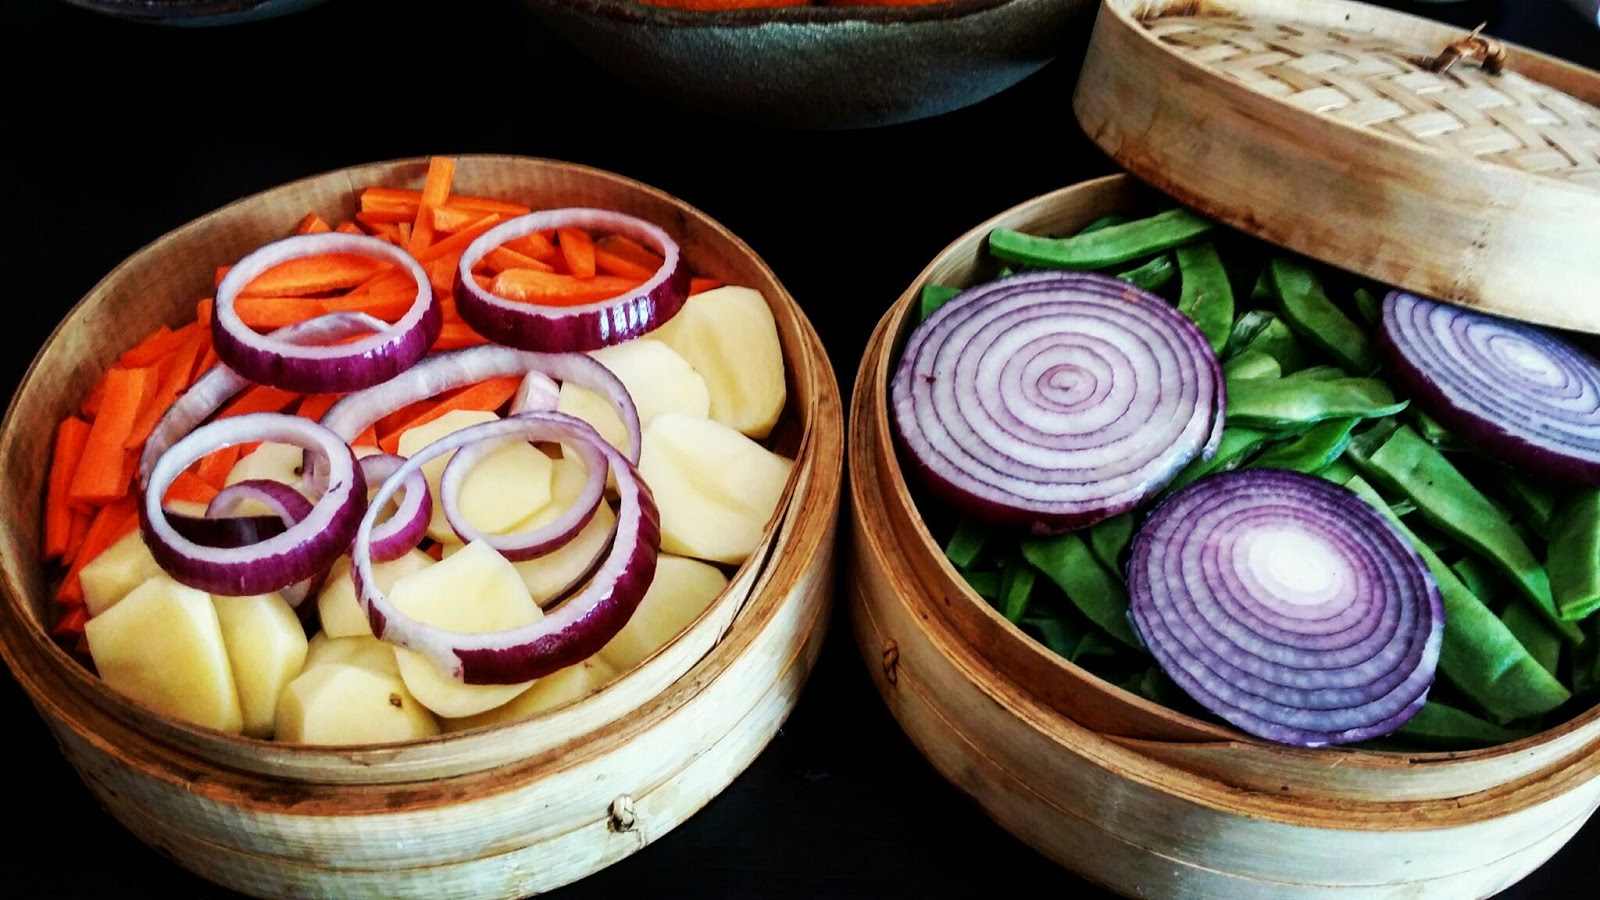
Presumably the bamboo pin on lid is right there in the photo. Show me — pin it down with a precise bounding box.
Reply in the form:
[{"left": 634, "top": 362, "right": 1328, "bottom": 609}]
[{"left": 1074, "top": 0, "right": 1600, "bottom": 333}]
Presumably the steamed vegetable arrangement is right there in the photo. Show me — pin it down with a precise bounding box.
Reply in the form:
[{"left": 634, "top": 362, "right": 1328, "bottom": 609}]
[
  {"left": 41, "top": 157, "right": 796, "bottom": 743},
  {"left": 893, "top": 208, "right": 1600, "bottom": 750}
]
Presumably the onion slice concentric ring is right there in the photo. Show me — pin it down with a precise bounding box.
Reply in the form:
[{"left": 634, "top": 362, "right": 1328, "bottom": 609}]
[
  {"left": 453, "top": 208, "right": 689, "bottom": 353},
  {"left": 1381, "top": 290, "right": 1600, "bottom": 486},
  {"left": 352, "top": 411, "right": 660, "bottom": 685},
  {"left": 890, "top": 271, "right": 1224, "bottom": 535},
  {"left": 1127, "top": 468, "right": 1444, "bottom": 748},
  {"left": 213, "top": 234, "right": 441, "bottom": 393}
]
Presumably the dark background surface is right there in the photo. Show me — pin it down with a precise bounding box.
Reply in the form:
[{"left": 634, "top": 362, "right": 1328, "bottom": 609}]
[{"left": 4, "top": 0, "right": 1600, "bottom": 896}]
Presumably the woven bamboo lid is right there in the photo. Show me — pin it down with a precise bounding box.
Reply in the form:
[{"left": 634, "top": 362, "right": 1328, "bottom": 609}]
[{"left": 1073, "top": 0, "right": 1600, "bottom": 332}]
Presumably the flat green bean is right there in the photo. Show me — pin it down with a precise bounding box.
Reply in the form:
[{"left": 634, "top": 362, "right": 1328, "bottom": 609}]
[
  {"left": 1269, "top": 256, "right": 1378, "bottom": 374},
  {"left": 1174, "top": 241, "right": 1234, "bottom": 353},
  {"left": 1233, "top": 312, "right": 1313, "bottom": 373},
  {"left": 1087, "top": 512, "right": 1135, "bottom": 578},
  {"left": 1022, "top": 614, "right": 1080, "bottom": 659},
  {"left": 1500, "top": 469, "right": 1558, "bottom": 539},
  {"left": 1409, "top": 409, "right": 1471, "bottom": 454},
  {"left": 1223, "top": 350, "right": 1280, "bottom": 387},
  {"left": 1249, "top": 417, "right": 1359, "bottom": 474},
  {"left": 943, "top": 519, "right": 989, "bottom": 570},
  {"left": 1547, "top": 489, "right": 1600, "bottom": 621},
  {"left": 988, "top": 208, "right": 1214, "bottom": 270},
  {"left": 1115, "top": 253, "right": 1178, "bottom": 292},
  {"left": 1000, "top": 558, "right": 1036, "bottom": 624},
  {"left": 1165, "top": 426, "right": 1271, "bottom": 493},
  {"left": 1394, "top": 701, "right": 1537, "bottom": 748},
  {"left": 1020, "top": 532, "right": 1142, "bottom": 648},
  {"left": 1351, "top": 286, "right": 1382, "bottom": 328},
  {"left": 1501, "top": 603, "right": 1562, "bottom": 676},
  {"left": 919, "top": 283, "right": 962, "bottom": 322},
  {"left": 1348, "top": 425, "right": 1583, "bottom": 644},
  {"left": 1225, "top": 376, "right": 1407, "bottom": 430},
  {"left": 965, "top": 569, "right": 1002, "bottom": 603},
  {"left": 1077, "top": 214, "right": 1129, "bottom": 235}
]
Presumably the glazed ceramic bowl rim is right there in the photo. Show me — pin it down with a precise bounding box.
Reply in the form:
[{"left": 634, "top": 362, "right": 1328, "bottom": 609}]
[{"left": 541, "top": 0, "right": 1019, "bottom": 29}]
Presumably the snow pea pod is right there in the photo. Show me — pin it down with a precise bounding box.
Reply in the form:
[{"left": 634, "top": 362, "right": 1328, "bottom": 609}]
[
  {"left": 1175, "top": 241, "right": 1234, "bottom": 353},
  {"left": 1023, "top": 614, "right": 1082, "bottom": 660},
  {"left": 988, "top": 208, "right": 1215, "bottom": 270},
  {"left": 1348, "top": 425, "right": 1583, "bottom": 644},
  {"left": 1115, "top": 253, "right": 1177, "bottom": 292},
  {"left": 1223, "top": 350, "right": 1280, "bottom": 387},
  {"left": 1164, "top": 426, "right": 1271, "bottom": 493},
  {"left": 1501, "top": 603, "right": 1562, "bottom": 676},
  {"left": 1268, "top": 256, "right": 1378, "bottom": 374},
  {"left": 1020, "top": 532, "right": 1141, "bottom": 649},
  {"left": 919, "top": 283, "right": 961, "bottom": 322},
  {"left": 1087, "top": 512, "right": 1135, "bottom": 577},
  {"left": 1547, "top": 488, "right": 1600, "bottom": 621},
  {"left": 1500, "top": 470, "right": 1558, "bottom": 538},
  {"left": 943, "top": 519, "right": 989, "bottom": 570},
  {"left": 1249, "top": 416, "right": 1360, "bottom": 474},
  {"left": 1341, "top": 474, "right": 1572, "bottom": 721},
  {"left": 1000, "top": 557, "right": 1037, "bottom": 624},
  {"left": 1351, "top": 286, "right": 1381, "bottom": 328},
  {"left": 1393, "top": 701, "right": 1537, "bottom": 748},
  {"left": 1224, "top": 310, "right": 1313, "bottom": 372},
  {"left": 1226, "top": 375, "right": 1407, "bottom": 430}
]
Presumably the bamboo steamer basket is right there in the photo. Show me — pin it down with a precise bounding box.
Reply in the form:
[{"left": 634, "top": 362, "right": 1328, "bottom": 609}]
[
  {"left": 844, "top": 1, "right": 1600, "bottom": 894},
  {"left": 0, "top": 154, "right": 843, "bottom": 898}
]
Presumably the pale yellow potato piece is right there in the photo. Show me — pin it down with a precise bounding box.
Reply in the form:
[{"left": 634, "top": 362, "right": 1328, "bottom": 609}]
[
  {"left": 389, "top": 541, "right": 543, "bottom": 718},
  {"left": 220, "top": 442, "right": 309, "bottom": 515},
  {"left": 441, "top": 656, "right": 618, "bottom": 732},
  {"left": 472, "top": 454, "right": 619, "bottom": 605},
  {"left": 81, "top": 531, "right": 165, "bottom": 617},
  {"left": 598, "top": 555, "right": 729, "bottom": 672},
  {"left": 212, "top": 591, "right": 308, "bottom": 739},
  {"left": 396, "top": 408, "right": 501, "bottom": 543},
  {"left": 316, "top": 549, "right": 434, "bottom": 639},
  {"left": 638, "top": 413, "right": 795, "bottom": 565},
  {"left": 557, "top": 338, "right": 711, "bottom": 453},
  {"left": 84, "top": 575, "right": 244, "bottom": 734},
  {"left": 275, "top": 662, "right": 439, "bottom": 745},
  {"left": 453, "top": 441, "right": 554, "bottom": 536},
  {"left": 649, "top": 286, "right": 786, "bottom": 438},
  {"left": 303, "top": 632, "right": 401, "bottom": 676}
]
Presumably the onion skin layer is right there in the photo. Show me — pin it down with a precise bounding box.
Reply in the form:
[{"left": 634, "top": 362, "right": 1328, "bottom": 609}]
[
  {"left": 1127, "top": 468, "right": 1444, "bottom": 748},
  {"left": 1381, "top": 290, "right": 1600, "bottom": 487},
  {"left": 891, "top": 271, "right": 1224, "bottom": 536}
]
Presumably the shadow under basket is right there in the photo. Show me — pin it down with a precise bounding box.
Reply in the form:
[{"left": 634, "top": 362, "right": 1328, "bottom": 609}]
[
  {"left": 0, "top": 155, "right": 844, "bottom": 898},
  {"left": 844, "top": 173, "right": 1600, "bottom": 899}
]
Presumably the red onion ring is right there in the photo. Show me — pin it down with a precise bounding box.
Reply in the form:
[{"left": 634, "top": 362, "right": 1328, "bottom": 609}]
[
  {"left": 511, "top": 370, "right": 560, "bottom": 415},
  {"left": 141, "top": 413, "right": 366, "bottom": 597},
  {"left": 1381, "top": 290, "right": 1600, "bottom": 486},
  {"left": 213, "top": 234, "right": 441, "bottom": 393},
  {"left": 352, "top": 412, "right": 659, "bottom": 685},
  {"left": 453, "top": 209, "right": 690, "bottom": 353},
  {"left": 436, "top": 416, "right": 609, "bottom": 560},
  {"left": 891, "top": 271, "right": 1224, "bottom": 535},
  {"left": 1128, "top": 468, "right": 1443, "bottom": 748},
  {"left": 206, "top": 478, "right": 314, "bottom": 524},
  {"left": 356, "top": 453, "right": 432, "bottom": 562},
  {"left": 138, "top": 312, "right": 389, "bottom": 487}
]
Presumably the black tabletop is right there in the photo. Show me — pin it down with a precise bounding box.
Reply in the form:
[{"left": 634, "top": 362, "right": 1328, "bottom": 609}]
[{"left": 6, "top": 0, "right": 1600, "bottom": 896}]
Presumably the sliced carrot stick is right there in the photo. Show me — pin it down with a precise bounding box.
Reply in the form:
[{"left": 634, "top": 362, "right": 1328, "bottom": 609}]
[
  {"left": 690, "top": 277, "right": 724, "bottom": 295},
  {"left": 117, "top": 324, "right": 176, "bottom": 368},
  {"left": 59, "top": 496, "right": 140, "bottom": 605},
  {"left": 216, "top": 254, "right": 390, "bottom": 297},
  {"left": 490, "top": 269, "right": 645, "bottom": 307},
  {"left": 420, "top": 156, "right": 456, "bottom": 208},
  {"left": 360, "top": 187, "right": 530, "bottom": 220},
  {"left": 320, "top": 289, "right": 416, "bottom": 321},
  {"left": 374, "top": 375, "right": 522, "bottom": 454},
  {"left": 80, "top": 369, "right": 111, "bottom": 421},
  {"left": 125, "top": 350, "right": 186, "bottom": 450},
  {"left": 594, "top": 248, "right": 657, "bottom": 281},
  {"left": 429, "top": 205, "right": 483, "bottom": 234},
  {"left": 232, "top": 295, "right": 328, "bottom": 330},
  {"left": 557, "top": 227, "right": 597, "bottom": 279},
  {"left": 195, "top": 444, "right": 244, "bottom": 488},
  {"left": 295, "top": 213, "right": 333, "bottom": 235},
  {"left": 69, "top": 366, "right": 154, "bottom": 505},
  {"left": 413, "top": 214, "right": 502, "bottom": 264},
  {"left": 53, "top": 606, "right": 89, "bottom": 640},
  {"left": 354, "top": 215, "right": 406, "bottom": 244},
  {"left": 164, "top": 470, "right": 220, "bottom": 507},
  {"left": 295, "top": 393, "right": 342, "bottom": 422},
  {"left": 335, "top": 221, "right": 364, "bottom": 235},
  {"left": 216, "top": 383, "right": 300, "bottom": 419},
  {"left": 63, "top": 507, "right": 91, "bottom": 565},
  {"left": 594, "top": 234, "right": 664, "bottom": 271},
  {"left": 408, "top": 205, "right": 437, "bottom": 258},
  {"left": 503, "top": 231, "right": 560, "bottom": 264},
  {"left": 433, "top": 320, "right": 489, "bottom": 351},
  {"left": 45, "top": 416, "right": 93, "bottom": 560},
  {"left": 353, "top": 424, "right": 379, "bottom": 449},
  {"left": 482, "top": 246, "right": 555, "bottom": 275}
]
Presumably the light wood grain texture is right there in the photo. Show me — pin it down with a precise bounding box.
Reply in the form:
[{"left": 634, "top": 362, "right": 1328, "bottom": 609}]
[
  {"left": 1073, "top": 0, "right": 1600, "bottom": 334},
  {"left": 843, "top": 173, "right": 1600, "bottom": 896},
  {"left": 0, "top": 155, "right": 844, "bottom": 898}
]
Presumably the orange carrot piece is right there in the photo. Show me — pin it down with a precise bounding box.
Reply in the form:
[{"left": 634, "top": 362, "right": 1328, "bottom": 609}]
[
  {"left": 53, "top": 606, "right": 89, "bottom": 639},
  {"left": 433, "top": 320, "right": 489, "bottom": 351},
  {"left": 361, "top": 187, "right": 531, "bottom": 219},
  {"left": 69, "top": 366, "right": 154, "bottom": 504},
  {"left": 319, "top": 289, "right": 416, "bottom": 321},
  {"left": 231, "top": 295, "right": 328, "bottom": 330},
  {"left": 408, "top": 205, "right": 437, "bottom": 258},
  {"left": 690, "top": 277, "right": 724, "bottom": 295},
  {"left": 594, "top": 234, "right": 664, "bottom": 271},
  {"left": 353, "top": 424, "right": 380, "bottom": 449},
  {"left": 557, "top": 227, "right": 598, "bottom": 280},
  {"left": 164, "top": 470, "right": 220, "bottom": 506},
  {"left": 413, "top": 214, "right": 502, "bottom": 264},
  {"left": 62, "top": 507, "right": 91, "bottom": 565},
  {"left": 216, "top": 383, "right": 301, "bottom": 419},
  {"left": 295, "top": 213, "right": 333, "bottom": 235},
  {"left": 295, "top": 393, "right": 342, "bottom": 422},
  {"left": 222, "top": 254, "right": 392, "bottom": 298},
  {"left": 420, "top": 156, "right": 456, "bottom": 208},
  {"left": 45, "top": 417, "right": 93, "bottom": 559},
  {"left": 79, "top": 369, "right": 111, "bottom": 420},
  {"left": 424, "top": 542, "right": 445, "bottom": 562},
  {"left": 374, "top": 376, "right": 522, "bottom": 454},
  {"left": 490, "top": 269, "right": 645, "bottom": 307},
  {"left": 195, "top": 296, "right": 214, "bottom": 329},
  {"left": 59, "top": 496, "right": 140, "bottom": 605},
  {"left": 124, "top": 350, "right": 187, "bottom": 450},
  {"left": 195, "top": 444, "right": 244, "bottom": 488},
  {"left": 429, "top": 205, "right": 483, "bottom": 233},
  {"left": 335, "top": 221, "right": 364, "bottom": 235},
  {"left": 482, "top": 246, "right": 555, "bottom": 275},
  {"left": 594, "top": 248, "right": 657, "bottom": 281},
  {"left": 502, "top": 231, "right": 560, "bottom": 263},
  {"left": 116, "top": 324, "right": 176, "bottom": 368}
]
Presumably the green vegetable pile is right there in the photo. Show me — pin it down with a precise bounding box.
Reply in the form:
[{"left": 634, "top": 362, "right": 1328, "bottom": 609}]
[{"left": 915, "top": 208, "right": 1600, "bottom": 751}]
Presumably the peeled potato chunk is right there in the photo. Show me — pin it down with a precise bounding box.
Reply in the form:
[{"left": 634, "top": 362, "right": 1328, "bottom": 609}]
[
  {"left": 212, "top": 591, "right": 308, "bottom": 739},
  {"left": 599, "top": 555, "right": 729, "bottom": 672},
  {"left": 80, "top": 531, "right": 165, "bottom": 617},
  {"left": 275, "top": 662, "right": 439, "bottom": 745},
  {"left": 316, "top": 549, "right": 434, "bottom": 639},
  {"left": 222, "top": 442, "right": 309, "bottom": 514},
  {"left": 84, "top": 574, "right": 244, "bottom": 734},
  {"left": 395, "top": 408, "right": 501, "bottom": 543},
  {"left": 389, "top": 541, "right": 543, "bottom": 718},
  {"left": 497, "top": 454, "right": 619, "bottom": 605},
  {"left": 442, "top": 656, "right": 618, "bottom": 732},
  {"left": 453, "top": 441, "right": 554, "bottom": 537},
  {"left": 649, "top": 286, "right": 786, "bottom": 439},
  {"left": 557, "top": 338, "right": 711, "bottom": 452},
  {"left": 639, "top": 413, "right": 795, "bottom": 565},
  {"left": 303, "top": 632, "right": 401, "bottom": 676}
]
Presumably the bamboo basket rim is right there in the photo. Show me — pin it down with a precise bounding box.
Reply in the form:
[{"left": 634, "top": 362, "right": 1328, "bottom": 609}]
[
  {"left": 861, "top": 170, "right": 1600, "bottom": 773},
  {"left": 851, "top": 316, "right": 1600, "bottom": 827},
  {"left": 0, "top": 153, "right": 842, "bottom": 770}
]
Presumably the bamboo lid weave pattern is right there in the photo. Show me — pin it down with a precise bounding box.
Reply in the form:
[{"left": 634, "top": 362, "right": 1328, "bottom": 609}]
[{"left": 1145, "top": 14, "right": 1600, "bottom": 189}]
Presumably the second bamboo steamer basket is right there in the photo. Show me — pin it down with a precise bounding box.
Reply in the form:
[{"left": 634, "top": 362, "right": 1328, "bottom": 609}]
[
  {"left": 0, "top": 154, "right": 844, "bottom": 897},
  {"left": 845, "top": 0, "right": 1600, "bottom": 895}
]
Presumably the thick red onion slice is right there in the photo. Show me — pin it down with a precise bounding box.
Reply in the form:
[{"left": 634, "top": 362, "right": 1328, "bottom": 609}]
[
  {"left": 453, "top": 209, "right": 689, "bottom": 353},
  {"left": 891, "top": 271, "right": 1225, "bottom": 535},
  {"left": 213, "top": 234, "right": 441, "bottom": 393},
  {"left": 437, "top": 418, "right": 608, "bottom": 560},
  {"left": 352, "top": 412, "right": 659, "bottom": 685},
  {"left": 1128, "top": 468, "right": 1444, "bottom": 747},
  {"left": 1382, "top": 290, "right": 1600, "bottom": 486},
  {"left": 138, "top": 312, "right": 389, "bottom": 487},
  {"left": 206, "top": 479, "right": 314, "bottom": 524},
  {"left": 314, "top": 346, "right": 640, "bottom": 489},
  {"left": 357, "top": 453, "right": 432, "bottom": 562},
  {"left": 141, "top": 413, "right": 366, "bottom": 597}
]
